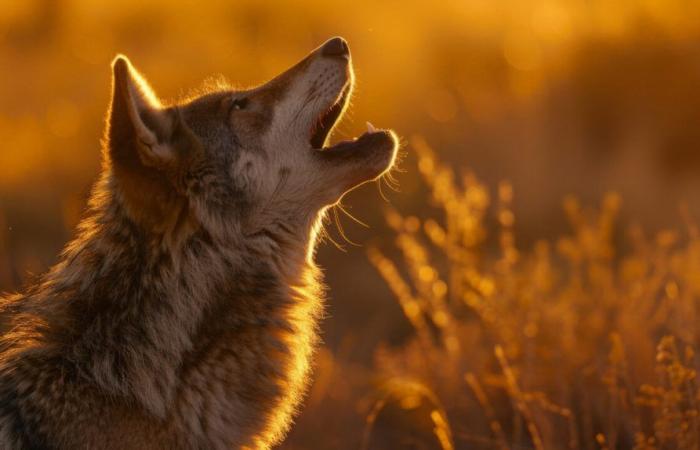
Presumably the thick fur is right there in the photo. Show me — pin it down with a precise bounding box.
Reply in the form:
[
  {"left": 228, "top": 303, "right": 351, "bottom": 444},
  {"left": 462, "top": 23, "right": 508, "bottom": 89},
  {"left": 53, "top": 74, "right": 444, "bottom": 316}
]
[{"left": 0, "top": 38, "right": 397, "bottom": 449}]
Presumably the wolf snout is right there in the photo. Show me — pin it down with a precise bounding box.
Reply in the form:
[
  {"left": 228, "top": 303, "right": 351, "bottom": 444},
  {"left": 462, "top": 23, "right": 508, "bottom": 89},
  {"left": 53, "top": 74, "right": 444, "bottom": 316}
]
[{"left": 321, "top": 36, "right": 350, "bottom": 59}]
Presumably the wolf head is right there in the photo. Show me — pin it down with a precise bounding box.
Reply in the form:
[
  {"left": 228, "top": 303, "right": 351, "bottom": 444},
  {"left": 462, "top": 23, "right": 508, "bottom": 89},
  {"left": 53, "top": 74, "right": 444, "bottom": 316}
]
[{"left": 106, "top": 37, "right": 398, "bottom": 253}]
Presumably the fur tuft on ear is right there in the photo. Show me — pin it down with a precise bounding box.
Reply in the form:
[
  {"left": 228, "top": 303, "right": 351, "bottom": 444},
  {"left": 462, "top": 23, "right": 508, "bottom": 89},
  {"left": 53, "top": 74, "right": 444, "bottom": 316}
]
[{"left": 108, "top": 55, "right": 176, "bottom": 169}]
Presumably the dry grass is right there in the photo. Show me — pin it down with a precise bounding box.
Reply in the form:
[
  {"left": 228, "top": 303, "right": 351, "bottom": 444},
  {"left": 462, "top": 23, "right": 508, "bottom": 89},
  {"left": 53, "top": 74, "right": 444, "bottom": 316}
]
[{"left": 363, "top": 137, "right": 700, "bottom": 449}]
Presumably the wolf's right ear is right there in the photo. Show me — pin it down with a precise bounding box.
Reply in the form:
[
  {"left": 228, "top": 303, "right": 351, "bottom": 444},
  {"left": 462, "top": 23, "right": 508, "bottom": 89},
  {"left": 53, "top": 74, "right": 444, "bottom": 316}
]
[{"left": 107, "top": 55, "right": 179, "bottom": 169}]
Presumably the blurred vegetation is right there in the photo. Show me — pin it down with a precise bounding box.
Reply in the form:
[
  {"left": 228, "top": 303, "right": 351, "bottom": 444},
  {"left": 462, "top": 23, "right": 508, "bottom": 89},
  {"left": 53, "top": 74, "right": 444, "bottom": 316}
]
[
  {"left": 2, "top": 0, "right": 700, "bottom": 448},
  {"left": 361, "top": 140, "right": 700, "bottom": 449}
]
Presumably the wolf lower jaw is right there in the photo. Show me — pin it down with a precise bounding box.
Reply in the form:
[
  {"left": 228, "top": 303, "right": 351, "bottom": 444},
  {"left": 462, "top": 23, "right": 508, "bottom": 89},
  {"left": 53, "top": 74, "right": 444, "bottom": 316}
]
[{"left": 0, "top": 185, "right": 326, "bottom": 450}]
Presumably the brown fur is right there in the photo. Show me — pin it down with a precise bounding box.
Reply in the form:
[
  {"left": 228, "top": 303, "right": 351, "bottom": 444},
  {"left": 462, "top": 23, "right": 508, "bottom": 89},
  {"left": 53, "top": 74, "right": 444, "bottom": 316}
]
[{"left": 0, "top": 37, "right": 397, "bottom": 449}]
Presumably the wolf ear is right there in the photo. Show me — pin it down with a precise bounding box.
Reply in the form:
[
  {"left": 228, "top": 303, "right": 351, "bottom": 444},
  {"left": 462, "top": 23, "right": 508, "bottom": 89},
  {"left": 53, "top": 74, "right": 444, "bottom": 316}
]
[{"left": 107, "top": 55, "right": 178, "bottom": 169}]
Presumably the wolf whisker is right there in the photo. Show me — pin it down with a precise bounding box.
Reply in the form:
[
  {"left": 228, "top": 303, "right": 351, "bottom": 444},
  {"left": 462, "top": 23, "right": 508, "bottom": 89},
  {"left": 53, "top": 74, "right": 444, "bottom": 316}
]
[
  {"left": 336, "top": 202, "right": 368, "bottom": 228},
  {"left": 332, "top": 205, "right": 361, "bottom": 247}
]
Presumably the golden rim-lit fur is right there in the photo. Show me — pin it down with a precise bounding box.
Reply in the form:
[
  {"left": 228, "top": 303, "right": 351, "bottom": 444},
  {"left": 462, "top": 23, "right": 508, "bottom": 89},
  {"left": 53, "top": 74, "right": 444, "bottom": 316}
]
[{"left": 0, "top": 37, "right": 398, "bottom": 449}]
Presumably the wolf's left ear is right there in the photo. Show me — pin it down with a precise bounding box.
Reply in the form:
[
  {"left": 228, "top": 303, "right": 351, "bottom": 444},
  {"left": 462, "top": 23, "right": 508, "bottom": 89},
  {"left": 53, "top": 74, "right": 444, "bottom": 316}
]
[{"left": 107, "top": 55, "right": 180, "bottom": 169}]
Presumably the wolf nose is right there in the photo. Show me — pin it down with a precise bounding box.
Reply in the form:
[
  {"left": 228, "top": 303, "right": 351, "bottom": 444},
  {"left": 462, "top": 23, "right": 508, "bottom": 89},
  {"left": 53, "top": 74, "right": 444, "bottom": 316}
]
[{"left": 321, "top": 37, "right": 349, "bottom": 59}]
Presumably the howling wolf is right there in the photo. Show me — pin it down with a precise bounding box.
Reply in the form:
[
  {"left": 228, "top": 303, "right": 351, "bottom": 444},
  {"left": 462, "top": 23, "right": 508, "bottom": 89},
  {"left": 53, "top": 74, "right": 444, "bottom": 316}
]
[{"left": 0, "top": 37, "right": 398, "bottom": 449}]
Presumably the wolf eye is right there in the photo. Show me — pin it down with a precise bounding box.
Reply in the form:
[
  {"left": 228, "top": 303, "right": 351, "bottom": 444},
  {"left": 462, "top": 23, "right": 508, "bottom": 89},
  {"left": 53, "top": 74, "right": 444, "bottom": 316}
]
[{"left": 230, "top": 97, "right": 248, "bottom": 112}]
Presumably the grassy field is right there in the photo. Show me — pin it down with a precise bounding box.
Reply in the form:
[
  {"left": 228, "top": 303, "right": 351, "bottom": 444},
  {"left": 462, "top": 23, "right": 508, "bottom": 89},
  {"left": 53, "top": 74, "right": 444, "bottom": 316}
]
[
  {"left": 375, "top": 139, "right": 700, "bottom": 449},
  {"left": 279, "top": 137, "right": 700, "bottom": 449}
]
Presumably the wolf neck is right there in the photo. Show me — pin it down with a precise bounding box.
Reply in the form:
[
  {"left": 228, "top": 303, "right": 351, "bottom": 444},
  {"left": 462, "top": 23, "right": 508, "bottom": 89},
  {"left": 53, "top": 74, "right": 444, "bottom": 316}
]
[{"left": 47, "top": 174, "right": 323, "bottom": 424}]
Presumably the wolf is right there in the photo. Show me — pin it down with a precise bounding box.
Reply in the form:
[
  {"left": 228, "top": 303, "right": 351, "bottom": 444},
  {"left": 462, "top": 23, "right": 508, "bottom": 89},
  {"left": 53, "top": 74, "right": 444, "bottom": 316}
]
[{"left": 0, "top": 37, "right": 398, "bottom": 449}]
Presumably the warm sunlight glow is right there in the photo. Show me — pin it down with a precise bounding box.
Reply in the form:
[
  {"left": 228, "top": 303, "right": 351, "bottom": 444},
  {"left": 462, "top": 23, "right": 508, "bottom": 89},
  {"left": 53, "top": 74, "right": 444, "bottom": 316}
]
[{"left": 3, "top": 0, "right": 700, "bottom": 448}]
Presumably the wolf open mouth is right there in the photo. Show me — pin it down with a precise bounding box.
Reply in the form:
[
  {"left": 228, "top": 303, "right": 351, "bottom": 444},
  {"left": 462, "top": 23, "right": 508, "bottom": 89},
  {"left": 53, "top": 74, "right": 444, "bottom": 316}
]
[
  {"left": 309, "top": 85, "right": 389, "bottom": 152},
  {"left": 310, "top": 86, "right": 350, "bottom": 149}
]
